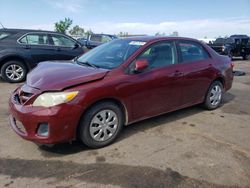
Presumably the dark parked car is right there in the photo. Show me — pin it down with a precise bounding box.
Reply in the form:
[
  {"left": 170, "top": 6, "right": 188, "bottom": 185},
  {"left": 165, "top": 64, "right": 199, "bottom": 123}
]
[
  {"left": 0, "top": 29, "right": 84, "bottom": 83},
  {"left": 9, "top": 36, "right": 233, "bottom": 148},
  {"left": 208, "top": 35, "right": 250, "bottom": 60},
  {"left": 77, "top": 33, "right": 118, "bottom": 49}
]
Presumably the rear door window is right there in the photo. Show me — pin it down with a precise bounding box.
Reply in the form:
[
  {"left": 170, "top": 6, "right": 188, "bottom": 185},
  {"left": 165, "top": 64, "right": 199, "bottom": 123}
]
[
  {"left": 178, "top": 41, "right": 209, "bottom": 62},
  {"left": 19, "top": 33, "right": 49, "bottom": 45}
]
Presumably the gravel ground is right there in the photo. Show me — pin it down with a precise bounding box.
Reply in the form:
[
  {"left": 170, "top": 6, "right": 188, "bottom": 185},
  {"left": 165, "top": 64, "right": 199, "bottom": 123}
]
[{"left": 0, "top": 59, "right": 249, "bottom": 188}]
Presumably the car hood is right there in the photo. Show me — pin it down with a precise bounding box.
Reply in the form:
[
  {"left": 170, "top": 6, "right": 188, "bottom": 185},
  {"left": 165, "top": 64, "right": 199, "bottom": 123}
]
[{"left": 27, "top": 61, "right": 109, "bottom": 91}]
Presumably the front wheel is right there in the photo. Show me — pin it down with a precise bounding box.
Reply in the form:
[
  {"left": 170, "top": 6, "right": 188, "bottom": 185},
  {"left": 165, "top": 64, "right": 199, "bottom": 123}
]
[
  {"left": 1, "top": 61, "right": 27, "bottom": 83},
  {"left": 203, "top": 81, "right": 223, "bottom": 110},
  {"left": 79, "top": 102, "right": 124, "bottom": 148}
]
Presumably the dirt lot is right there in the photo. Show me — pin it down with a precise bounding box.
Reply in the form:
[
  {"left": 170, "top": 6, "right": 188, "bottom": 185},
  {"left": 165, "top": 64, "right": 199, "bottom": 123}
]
[{"left": 0, "top": 60, "right": 250, "bottom": 188}]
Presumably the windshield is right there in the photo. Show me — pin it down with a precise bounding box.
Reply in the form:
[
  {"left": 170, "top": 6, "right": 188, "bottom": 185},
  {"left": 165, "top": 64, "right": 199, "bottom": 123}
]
[{"left": 76, "top": 39, "right": 146, "bottom": 69}]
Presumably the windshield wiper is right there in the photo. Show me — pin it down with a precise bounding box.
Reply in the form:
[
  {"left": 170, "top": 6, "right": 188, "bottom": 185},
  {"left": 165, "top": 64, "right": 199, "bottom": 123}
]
[{"left": 76, "top": 60, "right": 99, "bottom": 69}]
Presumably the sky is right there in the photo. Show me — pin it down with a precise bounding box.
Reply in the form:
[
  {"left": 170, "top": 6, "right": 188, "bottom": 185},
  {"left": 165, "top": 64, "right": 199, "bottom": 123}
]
[{"left": 0, "top": 0, "right": 250, "bottom": 38}]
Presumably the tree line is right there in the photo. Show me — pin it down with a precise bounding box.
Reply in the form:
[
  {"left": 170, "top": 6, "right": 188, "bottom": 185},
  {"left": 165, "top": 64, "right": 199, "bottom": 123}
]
[{"left": 54, "top": 17, "right": 179, "bottom": 37}]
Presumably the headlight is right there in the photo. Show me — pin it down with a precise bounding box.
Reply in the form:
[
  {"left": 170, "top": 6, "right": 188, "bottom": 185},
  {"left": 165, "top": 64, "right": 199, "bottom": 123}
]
[{"left": 33, "top": 91, "right": 78, "bottom": 107}]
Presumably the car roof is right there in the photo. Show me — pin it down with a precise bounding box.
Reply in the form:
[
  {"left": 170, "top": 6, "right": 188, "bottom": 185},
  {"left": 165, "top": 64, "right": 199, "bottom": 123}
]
[
  {"left": 230, "top": 35, "right": 249, "bottom": 39},
  {"left": 90, "top": 33, "right": 115, "bottom": 36},
  {"left": 0, "top": 28, "right": 61, "bottom": 34},
  {"left": 121, "top": 36, "right": 200, "bottom": 43}
]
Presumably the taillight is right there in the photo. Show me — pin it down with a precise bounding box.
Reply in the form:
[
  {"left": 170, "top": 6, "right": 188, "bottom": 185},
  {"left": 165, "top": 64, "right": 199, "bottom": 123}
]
[{"left": 230, "top": 62, "right": 234, "bottom": 69}]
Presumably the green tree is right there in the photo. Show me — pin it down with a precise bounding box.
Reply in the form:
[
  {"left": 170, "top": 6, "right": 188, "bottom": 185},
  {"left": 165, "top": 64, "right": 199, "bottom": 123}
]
[
  {"left": 54, "top": 18, "right": 73, "bottom": 34},
  {"left": 69, "top": 25, "right": 85, "bottom": 36},
  {"left": 155, "top": 32, "right": 166, "bottom": 36},
  {"left": 169, "top": 31, "right": 178, "bottom": 37},
  {"left": 85, "top": 29, "right": 93, "bottom": 35},
  {"left": 117, "top": 32, "right": 129, "bottom": 37}
]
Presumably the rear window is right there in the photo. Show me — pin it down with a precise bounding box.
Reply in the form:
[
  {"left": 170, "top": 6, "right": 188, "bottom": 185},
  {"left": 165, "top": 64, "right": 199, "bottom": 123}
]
[
  {"left": 214, "top": 38, "right": 225, "bottom": 44},
  {"left": 0, "top": 32, "right": 11, "bottom": 40},
  {"left": 225, "top": 38, "right": 234, "bottom": 44}
]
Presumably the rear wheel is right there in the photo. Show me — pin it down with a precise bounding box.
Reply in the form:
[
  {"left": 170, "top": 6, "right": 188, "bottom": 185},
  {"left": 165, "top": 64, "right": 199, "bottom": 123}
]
[
  {"left": 203, "top": 81, "right": 223, "bottom": 110},
  {"left": 79, "top": 102, "right": 124, "bottom": 148},
  {"left": 228, "top": 51, "right": 233, "bottom": 60},
  {"left": 242, "top": 54, "right": 248, "bottom": 60},
  {"left": 1, "top": 61, "right": 27, "bottom": 83}
]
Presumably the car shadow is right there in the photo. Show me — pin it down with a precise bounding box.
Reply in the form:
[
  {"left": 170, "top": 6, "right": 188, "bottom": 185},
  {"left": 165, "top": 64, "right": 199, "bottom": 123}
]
[
  {"left": 0, "top": 77, "right": 4, "bottom": 83},
  {"left": 38, "top": 92, "right": 235, "bottom": 156}
]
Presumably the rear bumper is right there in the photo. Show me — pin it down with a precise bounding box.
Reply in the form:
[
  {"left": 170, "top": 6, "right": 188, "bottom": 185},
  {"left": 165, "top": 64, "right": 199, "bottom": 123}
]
[
  {"left": 224, "top": 69, "right": 234, "bottom": 91},
  {"left": 225, "top": 79, "right": 233, "bottom": 91},
  {"left": 8, "top": 94, "right": 83, "bottom": 144}
]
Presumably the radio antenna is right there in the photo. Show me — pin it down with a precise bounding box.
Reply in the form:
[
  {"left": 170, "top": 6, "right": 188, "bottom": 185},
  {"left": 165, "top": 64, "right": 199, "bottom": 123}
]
[{"left": 0, "top": 22, "right": 5, "bottom": 29}]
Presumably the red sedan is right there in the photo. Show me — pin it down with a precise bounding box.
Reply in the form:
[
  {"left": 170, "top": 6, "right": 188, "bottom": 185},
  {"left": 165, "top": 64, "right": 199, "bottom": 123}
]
[{"left": 9, "top": 37, "right": 234, "bottom": 148}]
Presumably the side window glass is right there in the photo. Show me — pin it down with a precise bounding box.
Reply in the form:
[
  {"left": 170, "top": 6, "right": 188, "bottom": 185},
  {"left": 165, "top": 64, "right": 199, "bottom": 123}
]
[
  {"left": 51, "top": 35, "right": 75, "bottom": 47},
  {"left": 90, "top": 35, "right": 102, "bottom": 42},
  {"left": 24, "top": 34, "right": 48, "bottom": 45},
  {"left": 179, "top": 42, "right": 209, "bottom": 62},
  {"left": 19, "top": 36, "right": 27, "bottom": 44},
  {"left": 136, "top": 42, "right": 176, "bottom": 71},
  {"left": 101, "top": 35, "right": 112, "bottom": 43}
]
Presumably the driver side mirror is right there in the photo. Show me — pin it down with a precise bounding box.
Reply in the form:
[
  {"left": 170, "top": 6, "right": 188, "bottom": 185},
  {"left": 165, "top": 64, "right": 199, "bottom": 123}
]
[
  {"left": 73, "top": 43, "right": 80, "bottom": 49},
  {"left": 134, "top": 59, "right": 149, "bottom": 73}
]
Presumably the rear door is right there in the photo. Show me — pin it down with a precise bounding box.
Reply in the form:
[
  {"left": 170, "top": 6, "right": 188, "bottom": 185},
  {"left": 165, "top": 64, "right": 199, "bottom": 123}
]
[
  {"left": 49, "top": 34, "right": 83, "bottom": 60},
  {"left": 18, "top": 32, "right": 56, "bottom": 64},
  {"left": 176, "top": 40, "right": 214, "bottom": 105}
]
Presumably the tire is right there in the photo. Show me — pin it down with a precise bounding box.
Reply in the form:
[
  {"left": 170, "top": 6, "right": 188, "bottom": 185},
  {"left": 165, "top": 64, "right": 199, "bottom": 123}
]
[
  {"left": 228, "top": 51, "right": 233, "bottom": 60},
  {"left": 242, "top": 55, "right": 248, "bottom": 60},
  {"left": 79, "top": 102, "right": 124, "bottom": 148},
  {"left": 1, "top": 61, "right": 27, "bottom": 83},
  {"left": 203, "top": 81, "right": 223, "bottom": 110}
]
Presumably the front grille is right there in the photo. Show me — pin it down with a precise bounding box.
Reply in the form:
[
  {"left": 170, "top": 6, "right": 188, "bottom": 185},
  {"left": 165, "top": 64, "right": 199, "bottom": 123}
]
[
  {"left": 13, "top": 94, "right": 21, "bottom": 104},
  {"left": 19, "top": 91, "right": 33, "bottom": 104},
  {"left": 14, "top": 90, "right": 34, "bottom": 105}
]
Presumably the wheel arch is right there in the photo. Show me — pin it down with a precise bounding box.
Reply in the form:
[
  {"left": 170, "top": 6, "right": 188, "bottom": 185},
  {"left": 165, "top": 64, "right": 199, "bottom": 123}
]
[
  {"left": 213, "top": 76, "right": 225, "bottom": 90},
  {"left": 76, "top": 97, "right": 129, "bottom": 139},
  {"left": 0, "top": 55, "right": 30, "bottom": 72}
]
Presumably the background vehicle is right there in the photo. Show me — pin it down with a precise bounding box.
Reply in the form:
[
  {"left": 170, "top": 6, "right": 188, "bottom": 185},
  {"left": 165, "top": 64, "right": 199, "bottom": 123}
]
[
  {"left": 208, "top": 35, "right": 250, "bottom": 60},
  {"left": 76, "top": 37, "right": 87, "bottom": 46},
  {"left": 9, "top": 37, "right": 233, "bottom": 148},
  {"left": 0, "top": 29, "right": 84, "bottom": 83},
  {"left": 77, "top": 33, "right": 118, "bottom": 49}
]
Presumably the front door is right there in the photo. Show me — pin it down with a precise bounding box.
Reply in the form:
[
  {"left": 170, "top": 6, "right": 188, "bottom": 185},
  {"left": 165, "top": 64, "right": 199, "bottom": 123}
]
[
  {"left": 49, "top": 34, "right": 83, "bottom": 60},
  {"left": 124, "top": 41, "right": 183, "bottom": 121}
]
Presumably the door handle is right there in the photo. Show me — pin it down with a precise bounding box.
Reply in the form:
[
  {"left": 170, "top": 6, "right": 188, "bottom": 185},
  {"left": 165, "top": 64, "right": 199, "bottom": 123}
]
[
  {"left": 55, "top": 47, "right": 61, "bottom": 51},
  {"left": 24, "top": 45, "right": 31, "bottom": 49}
]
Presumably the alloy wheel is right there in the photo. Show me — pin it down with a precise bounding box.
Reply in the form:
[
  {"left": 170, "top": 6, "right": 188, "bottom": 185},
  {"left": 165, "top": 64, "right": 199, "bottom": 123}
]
[
  {"left": 209, "top": 85, "right": 222, "bottom": 106},
  {"left": 5, "top": 64, "right": 24, "bottom": 81}
]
